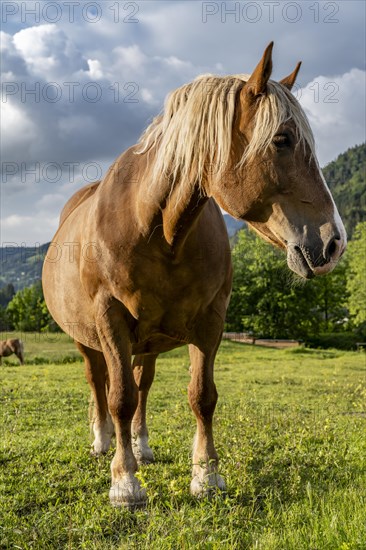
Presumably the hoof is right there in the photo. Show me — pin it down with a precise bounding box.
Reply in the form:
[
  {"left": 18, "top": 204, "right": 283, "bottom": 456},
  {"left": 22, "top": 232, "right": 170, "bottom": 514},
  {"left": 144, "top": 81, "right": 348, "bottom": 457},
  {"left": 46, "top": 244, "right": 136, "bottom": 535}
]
[
  {"left": 90, "top": 441, "right": 110, "bottom": 458},
  {"left": 109, "top": 474, "right": 147, "bottom": 509},
  {"left": 90, "top": 447, "right": 108, "bottom": 457},
  {"left": 90, "top": 439, "right": 111, "bottom": 456},
  {"left": 190, "top": 472, "right": 226, "bottom": 498},
  {"left": 132, "top": 435, "right": 155, "bottom": 465},
  {"left": 134, "top": 449, "right": 154, "bottom": 466}
]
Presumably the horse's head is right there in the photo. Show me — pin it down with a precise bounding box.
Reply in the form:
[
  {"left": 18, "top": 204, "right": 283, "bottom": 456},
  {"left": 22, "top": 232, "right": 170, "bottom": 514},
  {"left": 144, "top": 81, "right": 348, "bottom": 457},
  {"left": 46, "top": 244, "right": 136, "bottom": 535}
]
[{"left": 211, "top": 42, "right": 346, "bottom": 279}]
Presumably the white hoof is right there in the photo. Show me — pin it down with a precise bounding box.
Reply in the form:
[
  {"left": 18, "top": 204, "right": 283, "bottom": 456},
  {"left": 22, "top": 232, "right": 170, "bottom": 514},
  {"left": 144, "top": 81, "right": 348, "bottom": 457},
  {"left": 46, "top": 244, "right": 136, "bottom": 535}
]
[
  {"left": 91, "top": 438, "right": 111, "bottom": 456},
  {"left": 190, "top": 472, "right": 226, "bottom": 497},
  {"left": 132, "top": 435, "right": 155, "bottom": 465},
  {"left": 109, "top": 473, "right": 147, "bottom": 509}
]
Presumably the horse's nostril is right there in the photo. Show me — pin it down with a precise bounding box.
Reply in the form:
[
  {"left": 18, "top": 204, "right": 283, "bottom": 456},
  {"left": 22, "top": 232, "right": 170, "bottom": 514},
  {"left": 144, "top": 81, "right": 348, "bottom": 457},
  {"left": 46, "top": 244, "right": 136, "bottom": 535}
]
[
  {"left": 328, "top": 240, "right": 337, "bottom": 257},
  {"left": 325, "top": 236, "right": 340, "bottom": 261}
]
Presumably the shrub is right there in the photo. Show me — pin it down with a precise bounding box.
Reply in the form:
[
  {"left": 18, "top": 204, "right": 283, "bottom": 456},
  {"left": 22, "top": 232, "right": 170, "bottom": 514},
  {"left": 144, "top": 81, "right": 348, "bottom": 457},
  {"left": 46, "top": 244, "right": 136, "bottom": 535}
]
[{"left": 305, "top": 332, "right": 361, "bottom": 350}]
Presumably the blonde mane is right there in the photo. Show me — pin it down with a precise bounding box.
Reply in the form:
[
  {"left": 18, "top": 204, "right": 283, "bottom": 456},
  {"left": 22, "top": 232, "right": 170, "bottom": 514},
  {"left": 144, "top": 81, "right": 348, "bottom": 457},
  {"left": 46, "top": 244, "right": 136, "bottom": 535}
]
[{"left": 136, "top": 73, "right": 315, "bottom": 198}]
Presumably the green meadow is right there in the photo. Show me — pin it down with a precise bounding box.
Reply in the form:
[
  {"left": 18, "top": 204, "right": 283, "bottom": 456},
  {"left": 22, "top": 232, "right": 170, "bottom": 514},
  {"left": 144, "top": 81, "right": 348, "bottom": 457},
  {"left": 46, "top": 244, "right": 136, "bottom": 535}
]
[{"left": 1, "top": 333, "right": 365, "bottom": 549}]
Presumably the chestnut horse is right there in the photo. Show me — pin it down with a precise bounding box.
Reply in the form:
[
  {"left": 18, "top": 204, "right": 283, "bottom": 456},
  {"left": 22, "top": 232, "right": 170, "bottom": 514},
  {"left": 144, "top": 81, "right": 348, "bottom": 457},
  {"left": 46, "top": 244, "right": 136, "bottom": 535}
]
[
  {"left": 0, "top": 338, "right": 24, "bottom": 365},
  {"left": 42, "top": 43, "right": 346, "bottom": 508}
]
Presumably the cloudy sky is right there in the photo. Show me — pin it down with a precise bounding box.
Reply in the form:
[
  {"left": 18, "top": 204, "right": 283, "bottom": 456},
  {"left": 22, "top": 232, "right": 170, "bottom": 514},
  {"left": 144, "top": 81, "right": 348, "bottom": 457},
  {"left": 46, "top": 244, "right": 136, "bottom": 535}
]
[{"left": 1, "top": 0, "right": 365, "bottom": 245}]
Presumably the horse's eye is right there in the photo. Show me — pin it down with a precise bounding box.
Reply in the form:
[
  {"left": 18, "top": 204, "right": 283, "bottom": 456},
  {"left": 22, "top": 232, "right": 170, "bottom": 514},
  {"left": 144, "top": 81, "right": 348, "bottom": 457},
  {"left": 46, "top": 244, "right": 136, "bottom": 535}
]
[{"left": 273, "top": 134, "right": 291, "bottom": 148}]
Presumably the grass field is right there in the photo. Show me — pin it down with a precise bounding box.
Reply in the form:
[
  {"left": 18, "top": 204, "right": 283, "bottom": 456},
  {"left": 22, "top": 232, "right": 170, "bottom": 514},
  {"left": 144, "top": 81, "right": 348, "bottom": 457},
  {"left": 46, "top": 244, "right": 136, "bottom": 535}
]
[{"left": 1, "top": 332, "right": 365, "bottom": 549}]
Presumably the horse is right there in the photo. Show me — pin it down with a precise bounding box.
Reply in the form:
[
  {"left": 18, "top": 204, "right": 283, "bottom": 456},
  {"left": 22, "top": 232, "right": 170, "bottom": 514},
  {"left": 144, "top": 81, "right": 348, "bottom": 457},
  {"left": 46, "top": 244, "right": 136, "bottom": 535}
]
[
  {"left": 42, "top": 42, "right": 347, "bottom": 508},
  {"left": 0, "top": 338, "right": 24, "bottom": 365}
]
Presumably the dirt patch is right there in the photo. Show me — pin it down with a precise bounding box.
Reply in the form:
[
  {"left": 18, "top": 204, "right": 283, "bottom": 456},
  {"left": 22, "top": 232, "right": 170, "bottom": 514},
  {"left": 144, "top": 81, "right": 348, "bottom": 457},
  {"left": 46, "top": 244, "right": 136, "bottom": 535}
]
[{"left": 223, "top": 333, "right": 301, "bottom": 349}]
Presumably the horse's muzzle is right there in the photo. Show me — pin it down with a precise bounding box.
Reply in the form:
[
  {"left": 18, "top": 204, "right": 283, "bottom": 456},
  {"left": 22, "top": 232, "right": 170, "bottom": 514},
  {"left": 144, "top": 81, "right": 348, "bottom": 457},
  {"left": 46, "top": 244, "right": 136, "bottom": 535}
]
[{"left": 287, "top": 235, "right": 346, "bottom": 279}]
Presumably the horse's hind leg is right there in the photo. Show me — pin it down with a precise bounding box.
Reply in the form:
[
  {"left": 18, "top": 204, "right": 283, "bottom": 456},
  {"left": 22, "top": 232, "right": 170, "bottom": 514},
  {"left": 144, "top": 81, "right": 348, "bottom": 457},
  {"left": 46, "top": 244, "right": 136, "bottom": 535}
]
[
  {"left": 132, "top": 354, "right": 157, "bottom": 464},
  {"left": 75, "top": 341, "right": 114, "bottom": 455}
]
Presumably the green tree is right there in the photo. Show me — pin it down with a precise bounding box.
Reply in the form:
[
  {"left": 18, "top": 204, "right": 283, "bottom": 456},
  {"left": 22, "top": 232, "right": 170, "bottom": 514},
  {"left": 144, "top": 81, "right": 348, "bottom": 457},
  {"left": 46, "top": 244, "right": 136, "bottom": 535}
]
[
  {"left": 6, "top": 281, "right": 58, "bottom": 332},
  {"left": 346, "top": 221, "right": 366, "bottom": 327},
  {"left": 309, "top": 261, "right": 349, "bottom": 332}
]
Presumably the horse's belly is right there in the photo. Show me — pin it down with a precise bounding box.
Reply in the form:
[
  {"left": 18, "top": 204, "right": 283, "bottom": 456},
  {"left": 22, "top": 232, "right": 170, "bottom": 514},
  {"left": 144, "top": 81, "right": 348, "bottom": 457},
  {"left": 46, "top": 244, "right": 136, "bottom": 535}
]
[
  {"left": 42, "top": 242, "right": 102, "bottom": 351},
  {"left": 132, "top": 333, "right": 187, "bottom": 355}
]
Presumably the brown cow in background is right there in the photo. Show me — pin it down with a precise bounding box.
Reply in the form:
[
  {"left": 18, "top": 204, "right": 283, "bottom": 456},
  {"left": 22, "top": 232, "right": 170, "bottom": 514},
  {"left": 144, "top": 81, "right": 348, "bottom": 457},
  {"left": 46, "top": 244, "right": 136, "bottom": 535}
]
[{"left": 0, "top": 339, "right": 24, "bottom": 365}]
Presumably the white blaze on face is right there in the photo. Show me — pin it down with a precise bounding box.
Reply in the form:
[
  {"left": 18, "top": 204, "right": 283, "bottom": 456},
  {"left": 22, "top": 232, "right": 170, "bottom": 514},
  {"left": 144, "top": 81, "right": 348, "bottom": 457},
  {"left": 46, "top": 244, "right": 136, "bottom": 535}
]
[
  {"left": 311, "top": 171, "right": 347, "bottom": 275},
  {"left": 320, "top": 170, "right": 347, "bottom": 245}
]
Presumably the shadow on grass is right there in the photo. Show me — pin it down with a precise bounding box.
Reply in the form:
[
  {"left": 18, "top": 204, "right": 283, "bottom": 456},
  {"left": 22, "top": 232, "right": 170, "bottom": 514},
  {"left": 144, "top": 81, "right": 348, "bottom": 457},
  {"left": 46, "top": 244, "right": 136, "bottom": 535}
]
[{"left": 239, "top": 442, "right": 363, "bottom": 511}]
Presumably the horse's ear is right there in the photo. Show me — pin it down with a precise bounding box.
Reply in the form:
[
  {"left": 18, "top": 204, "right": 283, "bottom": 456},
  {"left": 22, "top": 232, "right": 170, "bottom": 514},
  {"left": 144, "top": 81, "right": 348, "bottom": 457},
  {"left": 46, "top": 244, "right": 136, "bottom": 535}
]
[
  {"left": 243, "top": 41, "right": 274, "bottom": 98},
  {"left": 280, "top": 61, "right": 302, "bottom": 91}
]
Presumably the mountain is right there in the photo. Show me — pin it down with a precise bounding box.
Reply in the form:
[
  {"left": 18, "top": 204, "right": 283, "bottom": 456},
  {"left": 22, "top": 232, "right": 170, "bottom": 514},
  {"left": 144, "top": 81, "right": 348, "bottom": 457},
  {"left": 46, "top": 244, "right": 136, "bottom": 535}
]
[
  {"left": 223, "top": 214, "right": 245, "bottom": 237},
  {"left": 0, "top": 244, "right": 48, "bottom": 291},
  {"left": 323, "top": 143, "right": 366, "bottom": 238},
  {"left": 0, "top": 144, "right": 364, "bottom": 292}
]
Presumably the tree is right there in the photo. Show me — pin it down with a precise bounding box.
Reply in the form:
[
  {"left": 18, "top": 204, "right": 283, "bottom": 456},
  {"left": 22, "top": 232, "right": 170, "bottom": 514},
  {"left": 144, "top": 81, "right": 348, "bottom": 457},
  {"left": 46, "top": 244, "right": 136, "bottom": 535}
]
[
  {"left": 309, "top": 261, "right": 349, "bottom": 332},
  {"left": 6, "top": 281, "right": 58, "bottom": 332},
  {"left": 346, "top": 221, "right": 366, "bottom": 327}
]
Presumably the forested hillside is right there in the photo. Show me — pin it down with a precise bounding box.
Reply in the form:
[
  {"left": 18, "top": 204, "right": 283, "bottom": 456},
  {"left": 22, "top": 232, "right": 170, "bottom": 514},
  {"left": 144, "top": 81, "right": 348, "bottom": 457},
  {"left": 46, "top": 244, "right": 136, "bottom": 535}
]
[
  {"left": 0, "top": 244, "right": 48, "bottom": 291},
  {"left": 323, "top": 143, "right": 366, "bottom": 237}
]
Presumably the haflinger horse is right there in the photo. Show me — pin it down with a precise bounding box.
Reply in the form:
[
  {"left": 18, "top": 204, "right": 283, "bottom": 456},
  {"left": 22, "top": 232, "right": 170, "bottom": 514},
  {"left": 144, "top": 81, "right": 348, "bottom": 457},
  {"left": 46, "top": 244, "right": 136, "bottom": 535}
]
[
  {"left": 42, "top": 43, "right": 346, "bottom": 508},
  {"left": 0, "top": 338, "right": 24, "bottom": 365}
]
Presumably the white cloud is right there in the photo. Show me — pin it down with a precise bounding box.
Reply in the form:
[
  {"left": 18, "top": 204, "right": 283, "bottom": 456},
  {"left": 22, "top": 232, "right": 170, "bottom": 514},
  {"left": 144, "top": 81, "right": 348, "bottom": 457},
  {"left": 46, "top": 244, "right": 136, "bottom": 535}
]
[
  {"left": 0, "top": 30, "right": 15, "bottom": 52},
  {"left": 0, "top": 213, "right": 59, "bottom": 245},
  {"left": 13, "top": 24, "right": 58, "bottom": 73},
  {"left": 1, "top": 214, "right": 33, "bottom": 228},
  {"left": 163, "top": 56, "right": 193, "bottom": 70},
  {"left": 112, "top": 45, "right": 147, "bottom": 71},
  {"left": 12, "top": 24, "right": 86, "bottom": 78},
  {"left": 300, "top": 69, "right": 366, "bottom": 165},
  {"left": 87, "top": 59, "right": 104, "bottom": 80},
  {"left": 0, "top": 101, "right": 36, "bottom": 147},
  {"left": 140, "top": 88, "right": 156, "bottom": 105}
]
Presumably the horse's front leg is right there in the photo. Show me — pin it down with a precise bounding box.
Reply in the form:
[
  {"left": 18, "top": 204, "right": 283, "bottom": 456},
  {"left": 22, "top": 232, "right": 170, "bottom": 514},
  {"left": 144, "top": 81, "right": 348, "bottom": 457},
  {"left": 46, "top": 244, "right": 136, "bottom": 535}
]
[
  {"left": 96, "top": 297, "right": 147, "bottom": 508},
  {"left": 132, "top": 354, "right": 157, "bottom": 464},
  {"left": 188, "top": 329, "right": 225, "bottom": 497}
]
